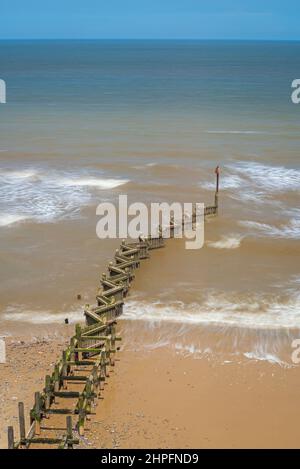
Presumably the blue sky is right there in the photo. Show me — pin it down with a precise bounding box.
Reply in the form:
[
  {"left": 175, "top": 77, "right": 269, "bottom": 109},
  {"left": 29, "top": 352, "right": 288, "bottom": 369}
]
[{"left": 1, "top": 0, "right": 300, "bottom": 40}]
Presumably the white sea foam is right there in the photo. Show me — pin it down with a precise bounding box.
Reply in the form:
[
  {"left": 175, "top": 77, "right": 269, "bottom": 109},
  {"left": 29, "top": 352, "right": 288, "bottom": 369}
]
[
  {"left": 203, "top": 161, "right": 300, "bottom": 207},
  {"left": 3, "top": 306, "right": 83, "bottom": 324},
  {"left": 0, "top": 169, "right": 39, "bottom": 181},
  {"left": 60, "top": 177, "right": 129, "bottom": 189},
  {"left": 123, "top": 291, "right": 300, "bottom": 330},
  {"left": 207, "top": 234, "right": 243, "bottom": 249},
  {"left": 230, "top": 161, "right": 300, "bottom": 193},
  {"left": 174, "top": 342, "right": 210, "bottom": 356},
  {"left": 239, "top": 219, "right": 300, "bottom": 239},
  {"left": 204, "top": 130, "right": 266, "bottom": 135},
  {"left": 0, "top": 166, "right": 130, "bottom": 225},
  {"left": 202, "top": 174, "right": 243, "bottom": 191},
  {"left": 0, "top": 214, "right": 28, "bottom": 227},
  {"left": 242, "top": 351, "right": 288, "bottom": 366}
]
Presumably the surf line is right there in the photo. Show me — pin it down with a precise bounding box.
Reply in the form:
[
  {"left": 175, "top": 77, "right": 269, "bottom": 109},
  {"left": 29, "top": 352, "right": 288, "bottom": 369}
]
[{"left": 6, "top": 167, "right": 220, "bottom": 449}]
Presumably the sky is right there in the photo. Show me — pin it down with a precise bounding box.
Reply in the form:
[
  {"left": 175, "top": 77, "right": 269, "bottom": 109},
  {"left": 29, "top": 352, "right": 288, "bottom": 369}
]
[{"left": 1, "top": 0, "right": 300, "bottom": 40}]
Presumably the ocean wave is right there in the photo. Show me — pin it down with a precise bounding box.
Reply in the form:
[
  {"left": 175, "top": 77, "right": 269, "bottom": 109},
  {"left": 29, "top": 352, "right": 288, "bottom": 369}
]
[
  {"left": 204, "top": 130, "right": 267, "bottom": 135},
  {"left": 242, "top": 351, "right": 288, "bottom": 366},
  {"left": 230, "top": 161, "right": 300, "bottom": 193},
  {"left": 0, "top": 168, "right": 39, "bottom": 181},
  {"left": 203, "top": 161, "right": 300, "bottom": 206},
  {"left": 121, "top": 313, "right": 294, "bottom": 366},
  {"left": 239, "top": 219, "right": 300, "bottom": 239},
  {"left": 0, "top": 214, "right": 29, "bottom": 227},
  {"left": 122, "top": 291, "right": 300, "bottom": 329},
  {"left": 172, "top": 343, "right": 289, "bottom": 366},
  {"left": 0, "top": 166, "right": 129, "bottom": 225},
  {"left": 59, "top": 177, "right": 129, "bottom": 189},
  {"left": 3, "top": 306, "right": 83, "bottom": 324},
  {"left": 202, "top": 174, "right": 243, "bottom": 191},
  {"left": 207, "top": 234, "right": 243, "bottom": 249}
]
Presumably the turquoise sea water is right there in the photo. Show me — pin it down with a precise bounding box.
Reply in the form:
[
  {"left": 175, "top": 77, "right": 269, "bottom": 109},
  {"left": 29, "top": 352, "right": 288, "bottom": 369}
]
[{"left": 0, "top": 40, "right": 300, "bottom": 157}]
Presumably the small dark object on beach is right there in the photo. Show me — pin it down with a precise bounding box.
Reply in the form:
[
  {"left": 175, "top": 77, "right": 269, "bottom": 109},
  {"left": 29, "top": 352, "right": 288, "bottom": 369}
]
[
  {"left": 65, "top": 318, "right": 69, "bottom": 324},
  {"left": 77, "top": 294, "right": 82, "bottom": 300}
]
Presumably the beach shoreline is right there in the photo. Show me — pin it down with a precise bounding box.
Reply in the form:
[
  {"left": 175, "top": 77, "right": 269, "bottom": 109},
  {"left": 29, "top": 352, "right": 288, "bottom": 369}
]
[{"left": 1, "top": 327, "right": 300, "bottom": 449}]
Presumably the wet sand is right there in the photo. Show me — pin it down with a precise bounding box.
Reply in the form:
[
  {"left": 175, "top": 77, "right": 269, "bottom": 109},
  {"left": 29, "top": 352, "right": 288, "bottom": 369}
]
[
  {"left": 86, "top": 348, "right": 300, "bottom": 449},
  {"left": 1, "top": 332, "right": 300, "bottom": 449}
]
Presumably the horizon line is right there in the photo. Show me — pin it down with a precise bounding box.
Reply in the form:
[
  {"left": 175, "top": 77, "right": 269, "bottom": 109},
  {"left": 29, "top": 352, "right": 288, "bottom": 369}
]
[{"left": 0, "top": 37, "right": 300, "bottom": 42}]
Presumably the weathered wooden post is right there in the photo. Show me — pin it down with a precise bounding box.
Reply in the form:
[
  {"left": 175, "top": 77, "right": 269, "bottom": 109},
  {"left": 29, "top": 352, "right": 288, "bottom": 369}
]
[
  {"left": 105, "top": 338, "right": 111, "bottom": 376},
  {"left": 45, "top": 375, "right": 52, "bottom": 410},
  {"left": 75, "top": 323, "right": 82, "bottom": 361},
  {"left": 110, "top": 325, "right": 116, "bottom": 366},
  {"left": 53, "top": 363, "right": 60, "bottom": 402},
  {"left": 100, "top": 350, "right": 106, "bottom": 390},
  {"left": 34, "top": 392, "right": 41, "bottom": 435},
  {"left": 66, "top": 416, "right": 73, "bottom": 449},
  {"left": 62, "top": 350, "right": 68, "bottom": 389},
  {"left": 92, "top": 365, "right": 99, "bottom": 389},
  {"left": 215, "top": 165, "right": 220, "bottom": 213},
  {"left": 77, "top": 396, "right": 85, "bottom": 436},
  {"left": 18, "top": 402, "right": 26, "bottom": 446},
  {"left": 7, "top": 426, "right": 14, "bottom": 449},
  {"left": 85, "top": 379, "right": 92, "bottom": 416},
  {"left": 70, "top": 336, "right": 76, "bottom": 362}
]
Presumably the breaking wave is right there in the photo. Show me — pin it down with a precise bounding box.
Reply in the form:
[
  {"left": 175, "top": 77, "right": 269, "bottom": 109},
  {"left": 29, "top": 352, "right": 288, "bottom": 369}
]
[
  {"left": 0, "top": 166, "right": 130, "bottom": 226},
  {"left": 204, "top": 130, "right": 267, "bottom": 135},
  {"left": 240, "top": 219, "right": 300, "bottom": 240},
  {"left": 59, "top": 177, "right": 129, "bottom": 189},
  {"left": 0, "top": 214, "right": 29, "bottom": 227},
  {"left": 123, "top": 291, "right": 300, "bottom": 329},
  {"left": 3, "top": 306, "right": 83, "bottom": 324},
  {"left": 207, "top": 234, "right": 243, "bottom": 249},
  {"left": 0, "top": 168, "right": 40, "bottom": 181},
  {"left": 202, "top": 161, "right": 300, "bottom": 202}
]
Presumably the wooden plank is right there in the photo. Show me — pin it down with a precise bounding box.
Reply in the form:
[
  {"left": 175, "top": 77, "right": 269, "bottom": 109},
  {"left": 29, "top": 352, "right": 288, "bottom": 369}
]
[
  {"left": 29, "top": 437, "right": 65, "bottom": 445},
  {"left": 66, "top": 360, "right": 96, "bottom": 366},
  {"left": 45, "top": 408, "right": 74, "bottom": 415},
  {"left": 74, "top": 347, "right": 103, "bottom": 353},
  {"left": 25, "top": 421, "right": 36, "bottom": 448},
  {"left": 61, "top": 375, "right": 88, "bottom": 381},
  {"left": 53, "top": 391, "right": 80, "bottom": 398}
]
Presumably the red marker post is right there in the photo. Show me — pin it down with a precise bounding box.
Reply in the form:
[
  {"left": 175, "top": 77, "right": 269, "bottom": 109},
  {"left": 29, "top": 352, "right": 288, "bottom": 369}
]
[
  {"left": 215, "top": 165, "right": 220, "bottom": 193},
  {"left": 214, "top": 165, "right": 220, "bottom": 212}
]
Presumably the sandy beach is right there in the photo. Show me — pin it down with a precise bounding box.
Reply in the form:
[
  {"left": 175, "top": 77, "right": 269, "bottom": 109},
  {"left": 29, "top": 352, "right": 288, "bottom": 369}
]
[
  {"left": 1, "top": 330, "right": 300, "bottom": 449},
  {"left": 0, "top": 332, "right": 69, "bottom": 449}
]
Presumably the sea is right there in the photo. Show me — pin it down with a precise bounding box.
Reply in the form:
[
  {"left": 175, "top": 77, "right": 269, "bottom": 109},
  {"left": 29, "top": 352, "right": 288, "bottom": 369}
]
[{"left": 0, "top": 40, "right": 299, "bottom": 365}]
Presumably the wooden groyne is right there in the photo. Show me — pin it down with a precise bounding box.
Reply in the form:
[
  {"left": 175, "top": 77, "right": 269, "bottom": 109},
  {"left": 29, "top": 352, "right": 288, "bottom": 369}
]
[{"left": 7, "top": 169, "right": 219, "bottom": 449}]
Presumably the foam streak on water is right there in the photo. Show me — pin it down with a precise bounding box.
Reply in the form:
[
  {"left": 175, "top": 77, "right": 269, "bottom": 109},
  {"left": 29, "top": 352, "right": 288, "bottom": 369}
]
[
  {"left": 123, "top": 291, "right": 300, "bottom": 330},
  {"left": 3, "top": 306, "right": 83, "bottom": 324},
  {"left": 0, "top": 166, "right": 129, "bottom": 226}
]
